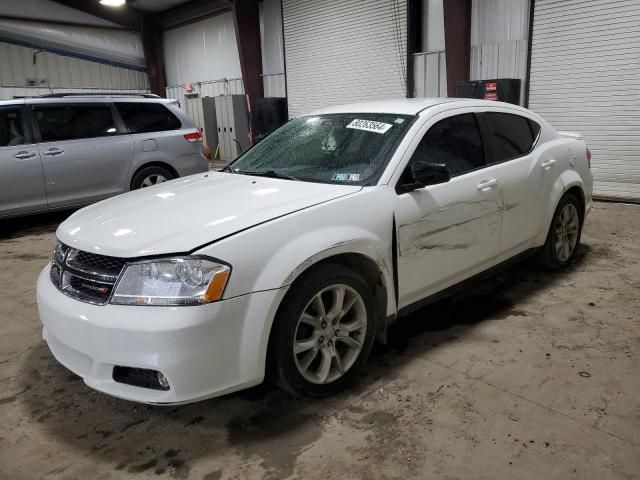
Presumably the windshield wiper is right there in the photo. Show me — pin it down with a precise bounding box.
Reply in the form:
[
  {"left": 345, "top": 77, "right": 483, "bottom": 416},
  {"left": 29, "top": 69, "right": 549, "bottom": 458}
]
[{"left": 236, "top": 170, "right": 300, "bottom": 181}]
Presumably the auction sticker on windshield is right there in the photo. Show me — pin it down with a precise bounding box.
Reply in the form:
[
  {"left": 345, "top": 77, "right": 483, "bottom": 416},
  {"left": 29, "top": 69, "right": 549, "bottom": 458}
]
[{"left": 346, "top": 119, "right": 393, "bottom": 134}]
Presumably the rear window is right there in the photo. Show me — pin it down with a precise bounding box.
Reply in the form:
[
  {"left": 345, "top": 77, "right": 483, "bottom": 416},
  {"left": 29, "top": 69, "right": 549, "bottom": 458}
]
[
  {"left": 115, "top": 103, "right": 181, "bottom": 134},
  {"left": 485, "top": 112, "right": 537, "bottom": 163},
  {"left": 35, "top": 104, "right": 117, "bottom": 142}
]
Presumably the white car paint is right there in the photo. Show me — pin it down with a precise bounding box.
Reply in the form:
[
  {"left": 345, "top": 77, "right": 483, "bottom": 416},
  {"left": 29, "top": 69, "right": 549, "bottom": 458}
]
[{"left": 37, "top": 98, "right": 593, "bottom": 404}]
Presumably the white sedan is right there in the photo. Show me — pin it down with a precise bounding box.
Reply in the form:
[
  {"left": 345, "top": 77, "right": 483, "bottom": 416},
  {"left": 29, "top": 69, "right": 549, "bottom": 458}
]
[{"left": 36, "top": 98, "right": 593, "bottom": 404}]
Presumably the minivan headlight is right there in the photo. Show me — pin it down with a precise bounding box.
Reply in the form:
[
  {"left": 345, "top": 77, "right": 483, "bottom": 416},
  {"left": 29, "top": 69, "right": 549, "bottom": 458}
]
[{"left": 111, "top": 257, "right": 230, "bottom": 306}]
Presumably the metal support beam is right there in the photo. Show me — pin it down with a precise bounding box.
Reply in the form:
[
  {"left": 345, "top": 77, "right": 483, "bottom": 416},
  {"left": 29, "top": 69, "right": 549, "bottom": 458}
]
[
  {"left": 231, "top": 0, "right": 263, "bottom": 99},
  {"left": 140, "top": 15, "right": 166, "bottom": 97},
  {"left": 524, "top": 0, "right": 536, "bottom": 108},
  {"left": 406, "top": 0, "right": 422, "bottom": 98},
  {"left": 51, "top": 0, "right": 142, "bottom": 31},
  {"left": 443, "top": 0, "right": 472, "bottom": 97}
]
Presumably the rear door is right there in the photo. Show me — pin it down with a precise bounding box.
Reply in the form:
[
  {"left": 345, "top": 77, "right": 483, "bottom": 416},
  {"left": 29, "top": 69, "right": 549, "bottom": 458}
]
[
  {"left": 0, "top": 104, "right": 47, "bottom": 216},
  {"left": 113, "top": 102, "right": 188, "bottom": 179},
  {"left": 479, "top": 111, "right": 546, "bottom": 262},
  {"left": 33, "top": 102, "right": 134, "bottom": 208}
]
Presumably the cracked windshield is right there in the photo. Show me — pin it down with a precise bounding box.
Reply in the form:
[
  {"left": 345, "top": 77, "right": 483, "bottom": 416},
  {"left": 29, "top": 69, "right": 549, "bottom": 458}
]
[{"left": 229, "top": 113, "right": 414, "bottom": 185}]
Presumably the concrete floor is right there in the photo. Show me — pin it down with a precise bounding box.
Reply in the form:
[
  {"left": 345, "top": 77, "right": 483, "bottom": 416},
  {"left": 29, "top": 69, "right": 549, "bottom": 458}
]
[{"left": 0, "top": 202, "right": 638, "bottom": 480}]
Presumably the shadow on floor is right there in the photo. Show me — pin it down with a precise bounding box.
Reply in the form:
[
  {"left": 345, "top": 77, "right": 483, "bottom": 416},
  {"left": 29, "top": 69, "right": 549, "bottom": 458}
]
[
  {"left": 13, "top": 245, "right": 592, "bottom": 478},
  {"left": 0, "top": 210, "right": 75, "bottom": 240}
]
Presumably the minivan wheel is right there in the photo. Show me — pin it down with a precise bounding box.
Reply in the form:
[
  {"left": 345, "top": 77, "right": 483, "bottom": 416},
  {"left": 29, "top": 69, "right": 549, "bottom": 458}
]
[
  {"left": 538, "top": 193, "right": 583, "bottom": 269},
  {"left": 131, "top": 166, "right": 175, "bottom": 190},
  {"left": 270, "top": 264, "right": 376, "bottom": 397}
]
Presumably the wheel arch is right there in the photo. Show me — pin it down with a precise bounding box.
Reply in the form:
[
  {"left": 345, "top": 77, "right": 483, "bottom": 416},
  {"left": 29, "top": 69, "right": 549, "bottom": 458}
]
[
  {"left": 128, "top": 162, "right": 179, "bottom": 190},
  {"left": 263, "top": 250, "right": 392, "bottom": 381},
  {"left": 535, "top": 173, "right": 586, "bottom": 245},
  {"left": 289, "top": 251, "right": 389, "bottom": 329}
]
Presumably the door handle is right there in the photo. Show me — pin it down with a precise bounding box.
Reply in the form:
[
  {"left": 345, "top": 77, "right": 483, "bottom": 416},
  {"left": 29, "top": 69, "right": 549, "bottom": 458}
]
[
  {"left": 13, "top": 151, "right": 36, "bottom": 160},
  {"left": 43, "top": 148, "right": 65, "bottom": 156},
  {"left": 541, "top": 159, "right": 556, "bottom": 169},
  {"left": 476, "top": 178, "right": 497, "bottom": 191}
]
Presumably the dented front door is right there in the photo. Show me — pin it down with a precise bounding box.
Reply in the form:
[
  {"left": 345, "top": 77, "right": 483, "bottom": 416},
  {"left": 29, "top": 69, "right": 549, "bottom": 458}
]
[{"left": 394, "top": 167, "right": 502, "bottom": 309}]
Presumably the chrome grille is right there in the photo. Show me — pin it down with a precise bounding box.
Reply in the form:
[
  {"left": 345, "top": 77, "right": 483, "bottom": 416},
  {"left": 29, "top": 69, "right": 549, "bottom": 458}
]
[{"left": 50, "top": 242, "right": 127, "bottom": 305}]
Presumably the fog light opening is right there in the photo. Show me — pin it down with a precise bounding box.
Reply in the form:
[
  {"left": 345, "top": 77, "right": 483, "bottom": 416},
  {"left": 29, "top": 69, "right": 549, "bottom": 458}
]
[
  {"left": 157, "top": 372, "right": 170, "bottom": 390},
  {"left": 112, "top": 366, "right": 170, "bottom": 391}
]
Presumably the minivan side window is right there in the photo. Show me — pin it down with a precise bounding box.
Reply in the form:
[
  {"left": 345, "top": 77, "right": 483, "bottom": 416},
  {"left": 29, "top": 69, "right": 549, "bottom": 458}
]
[
  {"left": 0, "top": 107, "right": 26, "bottom": 147},
  {"left": 485, "top": 112, "right": 537, "bottom": 163},
  {"left": 115, "top": 103, "right": 182, "bottom": 134},
  {"left": 410, "top": 113, "right": 485, "bottom": 177},
  {"left": 35, "top": 104, "right": 117, "bottom": 142}
]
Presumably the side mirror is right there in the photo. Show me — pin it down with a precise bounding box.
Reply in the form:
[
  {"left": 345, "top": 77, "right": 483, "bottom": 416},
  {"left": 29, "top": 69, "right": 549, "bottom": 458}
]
[{"left": 398, "top": 161, "right": 451, "bottom": 193}]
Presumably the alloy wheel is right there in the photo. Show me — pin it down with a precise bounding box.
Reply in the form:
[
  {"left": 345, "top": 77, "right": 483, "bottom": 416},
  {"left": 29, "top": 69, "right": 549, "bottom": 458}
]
[
  {"left": 141, "top": 174, "right": 167, "bottom": 187},
  {"left": 554, "top": 203, "right": 580, "bottom": 261},
  {"left": 293, "top": 284, "right": 367, "bottom": 384}
]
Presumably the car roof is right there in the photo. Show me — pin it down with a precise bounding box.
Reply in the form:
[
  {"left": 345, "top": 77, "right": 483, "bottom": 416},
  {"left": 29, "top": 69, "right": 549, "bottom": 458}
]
[{"left": 310, "top": 97, "right": 529, "bottom": 116}]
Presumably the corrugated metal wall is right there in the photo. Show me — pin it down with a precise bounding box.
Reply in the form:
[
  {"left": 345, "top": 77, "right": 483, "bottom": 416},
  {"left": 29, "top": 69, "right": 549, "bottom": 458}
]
[
  {"left": 163, "top": 13, "right": 242, "bottom": 89},
  {"left": 0, "top": 41, "right": 149, "bottom": 100},
  {"left": 413, "top": 0, "right": 530, "bottom": 102},
  {"left": 529, "top": 0, "right": 640, "bottom": 201},
  {"left": 470, "top": 0, "right": 529, "bottom": 104},
  {"left": 413, "top": 51, "right": 447, "bottom": 97},
  {"left": 163, "top": 5, "right": 286, "bottom": 107},
  {"left": 165, "top": 78, "right": 244, "bottom": 106},
  {"left": 260, "top": 0, "right": 286, "bottom": 97},
  {"left": 283, "top": 0, "right": 408, "bottom": 117}
]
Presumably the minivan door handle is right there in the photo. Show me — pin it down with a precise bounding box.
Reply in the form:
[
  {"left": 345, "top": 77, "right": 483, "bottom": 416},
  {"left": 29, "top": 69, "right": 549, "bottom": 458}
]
[
  {"left": 13, "top": 151, "right": 36, "bottom": 160},
  {"left": 541, "top": 159, "right": 556, "bottom": 169},
  {"left": 476, "top": 178, "right": 497, "bottom": 191},
  {"left": 43, "top": 148, "right": 65, "bottom": 156}
]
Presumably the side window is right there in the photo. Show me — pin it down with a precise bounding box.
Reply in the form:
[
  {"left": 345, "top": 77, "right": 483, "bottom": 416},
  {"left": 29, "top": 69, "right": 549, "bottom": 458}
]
[
  {"left": 0, "top": 107, "right": 26, "bottom": 147},
  {"left": 411, "top": 113, "right": 485, "bottom": 177},
  {"left": 528, "top": 119, "right": 541, "bottom": 141},
  {"left": 485, "top": 112, "right": 536, "bottom": 163},
  {"left": 115, "top": 103, "right": 182, "bottom": 134},
  {"left": 35, "top": 104, "right": 117, "bottom": 142}
]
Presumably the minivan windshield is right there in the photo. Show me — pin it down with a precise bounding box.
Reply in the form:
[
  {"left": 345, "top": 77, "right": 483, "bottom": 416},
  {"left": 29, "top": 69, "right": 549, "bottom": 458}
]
[{"left": 229, "top": 113, "right": 414, "bottom": 186}]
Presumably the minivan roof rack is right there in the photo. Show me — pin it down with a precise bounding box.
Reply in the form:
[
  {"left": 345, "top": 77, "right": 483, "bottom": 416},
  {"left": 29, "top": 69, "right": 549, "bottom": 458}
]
[{"left": 37, "top": 93, "right": 160, "bottom": 99}]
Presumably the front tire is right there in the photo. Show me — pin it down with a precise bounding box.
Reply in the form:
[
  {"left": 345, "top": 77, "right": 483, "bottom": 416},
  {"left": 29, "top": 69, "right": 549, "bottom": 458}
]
[
  {"left": 270, "top": 264, "right": 377, "bottom": 397},
  {"left": 538, "top": 193, "right": 583, "bottom": 269}
]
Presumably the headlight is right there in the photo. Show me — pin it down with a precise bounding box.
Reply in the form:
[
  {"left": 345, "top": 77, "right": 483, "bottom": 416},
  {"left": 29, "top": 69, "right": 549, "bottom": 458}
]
[{"left": 110, "top": 257, "right": 230, "bottom": 306}]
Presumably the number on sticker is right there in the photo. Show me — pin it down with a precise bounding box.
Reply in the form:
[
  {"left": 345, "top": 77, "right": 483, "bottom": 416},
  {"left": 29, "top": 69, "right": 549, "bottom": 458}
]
[{"left": 346, "top": 119, "right": 393, "bottom": 134}]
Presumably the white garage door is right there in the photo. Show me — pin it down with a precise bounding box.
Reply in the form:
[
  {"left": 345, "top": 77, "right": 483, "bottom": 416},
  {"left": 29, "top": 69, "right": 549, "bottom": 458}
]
[
  {"left": 282, "top": 0, "right": 408, "bottom": 118},
  {"left": 528, "top": 0, "right": 640, "bottom": 201}
]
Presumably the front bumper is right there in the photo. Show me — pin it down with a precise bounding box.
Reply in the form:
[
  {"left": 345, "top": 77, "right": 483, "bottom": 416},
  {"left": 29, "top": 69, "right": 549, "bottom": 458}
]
[{"left": 36, "top": 265, "right": 282, "bottom": 404}]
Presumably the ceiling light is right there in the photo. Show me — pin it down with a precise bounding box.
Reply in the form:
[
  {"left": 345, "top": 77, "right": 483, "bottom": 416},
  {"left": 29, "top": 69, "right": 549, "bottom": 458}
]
[{"left": 100, "top": 0, "right": 126, "bottom": 7}]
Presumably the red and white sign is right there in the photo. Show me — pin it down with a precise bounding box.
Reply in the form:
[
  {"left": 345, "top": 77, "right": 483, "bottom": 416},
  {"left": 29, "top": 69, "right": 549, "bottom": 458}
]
[
  {"left": 484, "top": 92, "right": 498, "bottom": 101},
  {"left": 485, "top": 82, "right": 497, "bottom": 92}
]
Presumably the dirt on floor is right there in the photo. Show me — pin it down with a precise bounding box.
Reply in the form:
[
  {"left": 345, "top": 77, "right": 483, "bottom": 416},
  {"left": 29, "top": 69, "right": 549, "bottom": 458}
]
[{"left": 0, "top": 202, "right": 638, "bottom": 480}]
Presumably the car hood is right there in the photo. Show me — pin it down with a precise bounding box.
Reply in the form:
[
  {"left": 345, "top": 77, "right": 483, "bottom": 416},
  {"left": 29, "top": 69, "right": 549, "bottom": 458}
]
[{"left": 57, "top": 172, "right": 361, "bottom": 257}]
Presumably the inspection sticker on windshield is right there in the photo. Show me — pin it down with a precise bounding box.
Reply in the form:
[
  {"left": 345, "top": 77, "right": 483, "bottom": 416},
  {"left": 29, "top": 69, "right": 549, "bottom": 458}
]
[
  {"left": 333, "top": 173, "right": 360, "bottom": 182},
  {"left": 346, "top": 119, "right": 393, "bottom": 134}
]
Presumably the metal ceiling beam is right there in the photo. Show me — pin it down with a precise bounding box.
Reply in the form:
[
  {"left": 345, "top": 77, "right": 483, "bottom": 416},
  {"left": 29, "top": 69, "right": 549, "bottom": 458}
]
[
  {"left": 0, "top": 14, "right": 128, "bottom": 30},
  {"left": 159, "top": 0, "right": 231, "bottom": 31},
  {"left": 50, "top": 0, "right": 143, "bottom": 31}
]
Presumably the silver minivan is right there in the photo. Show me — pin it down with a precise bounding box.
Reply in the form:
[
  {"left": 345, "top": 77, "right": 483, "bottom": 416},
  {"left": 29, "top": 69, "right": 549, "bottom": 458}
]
[{"left": 0, "top": 94, "right": 208, "bottom": 218}]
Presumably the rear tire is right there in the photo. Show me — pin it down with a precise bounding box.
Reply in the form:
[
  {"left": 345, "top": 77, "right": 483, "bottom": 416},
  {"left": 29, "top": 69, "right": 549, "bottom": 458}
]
[
  {"left": 269, "top": 264, "right": 377, "bottom": 398},
  {"left": 537, "top": 193, "right": 583, "bottom": 270},
  {"left": 131, "top": 166, "right": 175, "bottom": 190}
]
